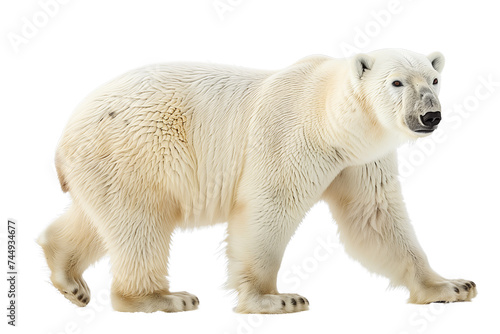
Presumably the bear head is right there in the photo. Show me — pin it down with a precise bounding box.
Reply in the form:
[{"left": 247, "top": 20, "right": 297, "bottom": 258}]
[{"left": 350, "top": 49, "right": 445, "bottom": 140}]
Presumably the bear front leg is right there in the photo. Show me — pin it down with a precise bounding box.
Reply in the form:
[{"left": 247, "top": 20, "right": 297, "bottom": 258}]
[
  {"left": 226, "top": 200, "right": 310, "bottom": 313},
  {"left": 322, "top": 152, "right": 477, "bottom": 304}
]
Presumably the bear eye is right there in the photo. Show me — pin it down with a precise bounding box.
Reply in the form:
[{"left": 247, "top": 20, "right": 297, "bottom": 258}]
[
  {"left": 392, "top": 80, "right": 403, "bottom": 87},
  {"left": 433, "top": 78, "right": 438, "bottom": 85}
]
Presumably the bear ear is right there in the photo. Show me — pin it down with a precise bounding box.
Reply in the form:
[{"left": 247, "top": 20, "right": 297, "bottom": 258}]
[
  {"left": 427, "top": 52, "right": 445, "bottom": 73},
  {"left": 352, "top": 54, "right": 374, "bottom": 79}
]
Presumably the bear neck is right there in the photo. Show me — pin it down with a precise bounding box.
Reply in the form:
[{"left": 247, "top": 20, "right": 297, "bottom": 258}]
[{"left": 318, "top": 68, "right": 405, "bottom": 166}]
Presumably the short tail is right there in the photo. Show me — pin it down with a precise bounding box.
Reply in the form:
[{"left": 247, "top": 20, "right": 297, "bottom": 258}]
[{"left": 55, "top": 151, "right": 69, "bottom": 193}]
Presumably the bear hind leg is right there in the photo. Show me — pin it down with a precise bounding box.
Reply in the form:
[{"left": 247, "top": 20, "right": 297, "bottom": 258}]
[
  {"left": 102, "top": 210, "right": 199, "bottom": 313},
  {"left": 38, "top": 204, "right": 106, "bottom": 307}
]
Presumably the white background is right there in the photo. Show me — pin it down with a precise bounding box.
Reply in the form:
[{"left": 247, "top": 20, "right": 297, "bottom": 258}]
[{"left": 1, "top": 0, "right": 499, "bottom": 333}]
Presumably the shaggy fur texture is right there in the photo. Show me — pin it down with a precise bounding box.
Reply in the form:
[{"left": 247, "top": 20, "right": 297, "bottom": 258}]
[{"left": 39, "top": 49, "right": 476, "bottom": 314}]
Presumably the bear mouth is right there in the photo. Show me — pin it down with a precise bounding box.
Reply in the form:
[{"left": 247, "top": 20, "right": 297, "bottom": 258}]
[{"left": 414, "top": 129, "right": 435, "bottom": 133}]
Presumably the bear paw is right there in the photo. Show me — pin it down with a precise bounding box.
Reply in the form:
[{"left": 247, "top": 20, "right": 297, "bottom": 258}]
[
  {"left": 112, "top": 290, "right": 199, "bottom": 313},
  {"left": 236, "top": 293, "right": 309, "bottom": 314},
  {"left": 159, "top": 291, "right": 200, "bottom": 312},
  {"left": 409, "top": 279, "right": 477, "bottom": 304},
  {"left": 52, "top": 272, "right": 91, "bottom": 307}
]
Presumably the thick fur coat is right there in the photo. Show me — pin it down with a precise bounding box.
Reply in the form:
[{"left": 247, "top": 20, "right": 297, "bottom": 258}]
[{"left": 39, "top": 49, "right": 476, "bottom": 313}]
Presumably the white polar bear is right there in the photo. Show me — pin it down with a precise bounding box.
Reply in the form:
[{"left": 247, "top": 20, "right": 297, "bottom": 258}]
[{"left": 38, "top": 49, "right": 476, "bottom": 314}]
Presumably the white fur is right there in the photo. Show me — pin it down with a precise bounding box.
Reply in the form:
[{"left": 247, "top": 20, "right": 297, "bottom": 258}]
[{"left": 39, "top": 49, "right": 476, "bottom": 313}]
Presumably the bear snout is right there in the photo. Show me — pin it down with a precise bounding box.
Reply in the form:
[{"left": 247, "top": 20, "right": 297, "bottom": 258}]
[{"left": 420, "top": 111, "right": 442, "bottom": 127}]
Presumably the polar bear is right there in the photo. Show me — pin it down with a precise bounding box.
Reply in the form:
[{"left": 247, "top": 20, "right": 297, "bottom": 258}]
[{"left": 38, "top": 49, "right": 476, "bottom": 314}]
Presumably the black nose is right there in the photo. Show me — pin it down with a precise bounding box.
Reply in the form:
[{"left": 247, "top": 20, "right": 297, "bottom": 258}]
[{"left": 420, "top": 111, "right": 441, "bottom": 127}]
